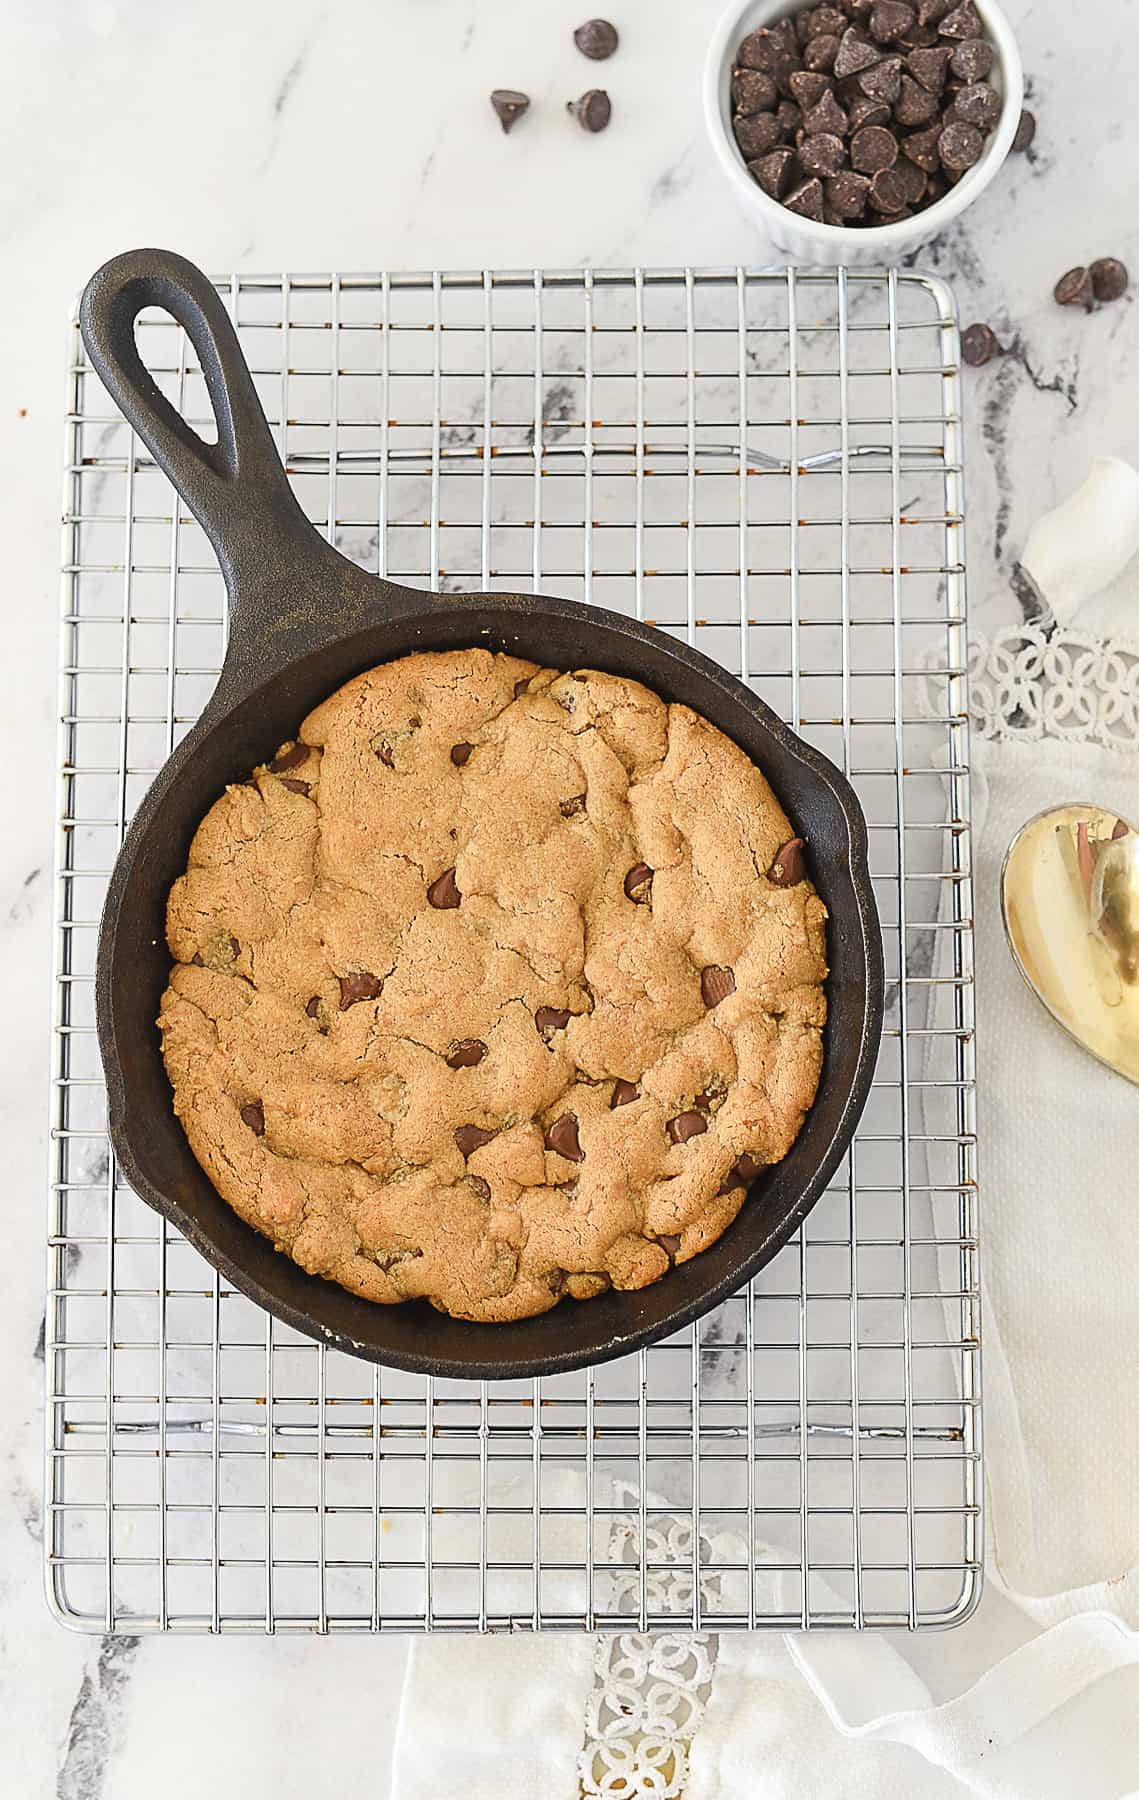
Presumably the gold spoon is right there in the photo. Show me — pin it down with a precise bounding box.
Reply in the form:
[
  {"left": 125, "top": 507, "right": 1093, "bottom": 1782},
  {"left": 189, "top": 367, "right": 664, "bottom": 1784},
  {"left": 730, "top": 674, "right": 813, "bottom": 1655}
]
[{"left": 1001, "top": 804, "right": 1139, "bottom": 1086}]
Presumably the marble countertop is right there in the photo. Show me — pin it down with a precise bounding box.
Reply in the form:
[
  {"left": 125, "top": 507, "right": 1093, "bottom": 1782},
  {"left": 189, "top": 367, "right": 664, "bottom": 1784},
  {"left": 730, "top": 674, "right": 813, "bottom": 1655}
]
[{"left": 2, "top": 0, "right": 1136, "bottom": 1793}]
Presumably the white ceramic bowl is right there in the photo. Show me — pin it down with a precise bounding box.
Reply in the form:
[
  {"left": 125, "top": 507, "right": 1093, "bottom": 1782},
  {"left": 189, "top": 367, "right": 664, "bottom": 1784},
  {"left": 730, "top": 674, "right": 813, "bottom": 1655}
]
[{"left": 704, "top": 0, "right": 1023, "bottom": 264}]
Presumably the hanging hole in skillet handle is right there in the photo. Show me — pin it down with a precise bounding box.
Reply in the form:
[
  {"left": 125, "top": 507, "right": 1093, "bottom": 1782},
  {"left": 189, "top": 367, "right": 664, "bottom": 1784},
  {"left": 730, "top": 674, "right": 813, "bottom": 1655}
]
[{"left": 78, "top": 248, "right": 399, "bottom": 682}]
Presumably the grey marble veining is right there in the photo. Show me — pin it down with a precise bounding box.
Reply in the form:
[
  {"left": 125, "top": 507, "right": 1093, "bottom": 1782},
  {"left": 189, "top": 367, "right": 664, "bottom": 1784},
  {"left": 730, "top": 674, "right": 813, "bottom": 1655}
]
[{"left": 1, "top": 0, "right": 1136, "bottom": 1793}]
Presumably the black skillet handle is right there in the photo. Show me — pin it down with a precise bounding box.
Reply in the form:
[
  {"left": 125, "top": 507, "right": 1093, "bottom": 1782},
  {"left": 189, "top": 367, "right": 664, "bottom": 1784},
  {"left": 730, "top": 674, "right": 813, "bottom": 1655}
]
[{"left": 79, "top": 248, "right": 407, "bottom": 682}]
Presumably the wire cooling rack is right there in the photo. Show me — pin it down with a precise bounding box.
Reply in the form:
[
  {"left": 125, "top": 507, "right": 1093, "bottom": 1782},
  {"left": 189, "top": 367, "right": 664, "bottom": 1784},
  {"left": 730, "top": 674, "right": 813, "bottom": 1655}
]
[{"left": 46, "top": 265, "right": 978, "bottom": 1634}]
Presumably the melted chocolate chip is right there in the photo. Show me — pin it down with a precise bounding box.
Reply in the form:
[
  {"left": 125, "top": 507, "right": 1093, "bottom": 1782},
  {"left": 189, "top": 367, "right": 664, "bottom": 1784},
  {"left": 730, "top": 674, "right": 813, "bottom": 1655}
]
[
  {"left": 535, "top": 1006, "right": 572, "bottom": 1037},
  {"left": 454, "top": 1123, "right": 499, "bottom": 1157},
  {"left": 240, "top": 1101, "right": 265, "bottom": 1136},
  {"left": 667, "top": 1110, "right": 708, "bottom": 1145},
  {"left": 469, "top": 1175, "right": 491, "bottom": 1202},
  {"left": 427, "top": 867, "right": 461, "bottom": 909},
  {"left": 701, "top": 965, "right": 736, "bottom": 1008},
  {"left": 376, "top": 743, "right": 395, "bottom": 768},
  {"left": 623, "top": 862, "right": 653, "bottom": 903},
  {"left": 451, "top": 742, "right": 474, "bottom": 767},
  {"left": 280, "top": 778, "right": 310, "bottom": 796},
  {"left": 269, "top": 742, "right": 308, "bottom": 773},
  {"left": 560, "top": 793, "right": 587, "bottom": 817},
  {"left": 513, "top": 676, "right": 532, "bottom": 697},
  {"left": 768, "top": 837, "right": 807, "bottom": 886},
  {"left": 610, "top": 1078, "right": 639, "bottom": 1109},
  {"left": 544, "top": 1113, "right": 584, "bottom": 1161},
  {"left": 446, "top": 1038, "right": 487, "bottom": 1068},
  {"left": 338, "top": 970, "right": 383, "bottom": 1010},
  {"left": 658, "top": 1233, "right": 681, "bottom": 1256},
  {"left": 191, "top": 951, "right": 204, "bottom": 966},
  {"left": 305, "top": 995, "right": 322, "bottom": 1018},
  {"left": 720, "top": 1151, "right": 764, "bottom": 1193}
]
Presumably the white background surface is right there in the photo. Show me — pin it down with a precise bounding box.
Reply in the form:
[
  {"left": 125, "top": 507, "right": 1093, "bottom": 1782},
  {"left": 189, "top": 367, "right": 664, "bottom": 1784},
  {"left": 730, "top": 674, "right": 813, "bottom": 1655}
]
[{"left": 1, "top": 1, "right": 1136, "bottom": 1794}]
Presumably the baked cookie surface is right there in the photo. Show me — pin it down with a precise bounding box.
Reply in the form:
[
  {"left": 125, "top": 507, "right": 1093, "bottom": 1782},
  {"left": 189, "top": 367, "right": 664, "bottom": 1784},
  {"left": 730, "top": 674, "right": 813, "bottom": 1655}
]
[{"left": 159, "top": 651, "right": 827, "bottom": 1321}]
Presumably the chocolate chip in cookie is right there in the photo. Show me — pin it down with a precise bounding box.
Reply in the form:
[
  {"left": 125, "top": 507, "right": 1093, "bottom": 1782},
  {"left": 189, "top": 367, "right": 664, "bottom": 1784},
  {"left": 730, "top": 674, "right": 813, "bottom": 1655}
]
[
  {"left": 240, "top": 1100, "right": 265, "bottom": 1136},
  {"left": 454, "top": 1122, "right": 499, "bottom": 1157},
  {"left": 535, "top": 1006, "right": 572, "bottom": 1038},
  {"left": 667, "top": 1110, "right": 708, "bottom": 1145},
  {"left": 427, "top": 867, "right": 462, "bottom": 909},
  {"left": 623, "top": 862, "right": 653, "bottom": 903},
  {"left": 560, "top": 793, "right": 587, "bottom": 817},
  {"left": 446, "top": 1038, "right": 487, "bottom": 1068},
  {"left": 544, "top": 1113, "right": 584, "bottom": 1161},
  {"left": 451, "top": 742, "right": 474, "bottom": 767},
  {"left": 610, "top": 1078, "right": 639, "bottom": 1108},
  {"left": 269, "top": 742, "right": 308, "bottom": 773},
  {"left": 768, "top": 837, "right": 807, "bottom": 885},
  {"left": 338, "top": 970, "right": 383, "bottom": 1010}
]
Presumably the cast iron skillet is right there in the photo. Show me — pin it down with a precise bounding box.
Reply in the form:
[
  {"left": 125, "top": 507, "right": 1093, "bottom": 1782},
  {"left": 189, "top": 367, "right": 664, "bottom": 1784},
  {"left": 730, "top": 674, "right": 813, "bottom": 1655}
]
[{"left": 82, "top": 247, "right": 883, "bottom": 1381}]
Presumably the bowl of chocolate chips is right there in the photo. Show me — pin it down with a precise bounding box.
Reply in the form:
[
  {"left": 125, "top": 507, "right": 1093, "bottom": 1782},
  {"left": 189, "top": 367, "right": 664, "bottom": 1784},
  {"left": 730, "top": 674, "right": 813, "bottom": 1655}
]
[{"left": 704, "top": 0, "right": 1023, "bottom": 262}]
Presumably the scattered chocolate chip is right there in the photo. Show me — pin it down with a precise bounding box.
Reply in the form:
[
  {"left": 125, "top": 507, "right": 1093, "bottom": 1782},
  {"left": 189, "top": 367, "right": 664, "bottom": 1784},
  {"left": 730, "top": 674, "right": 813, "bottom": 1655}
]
[
  {"left": 869, "top": 164, "right": 909, "bottom": 211},
  {"left": 937, "top": 117, "right": 983, "bottom": 171},
  {"left": 658, "top": 1234, "right": 681, "bottom": 1256},
  {"left": 1090, "top": 258, "right": 1129, "bottom": 304},
  {"left": 446, "top": 1038, "right": 488, "bottom": 1068},
  {"left": 803, "top": 33, "right": 840, "bottom": 71},
  {"left": 789, "top": 68, "right": 833, "bottom": 111},
  {"left": 798, "top": 130, "right": 848, "bottom": 176},
  {"left": 450, "top": 742, "right": 474, "bottom": 767},
  {"left": 700, "top": 964, "right": 737, "bottom": 1008},
  {"left": 567, "top": 88, "right": 611, "bottom": 131},
  {"left": 191, "top": 951, "right": 204, "bottom": 966},
  {"left": 720, "top": 1151, "right": 764, "bottom": 1193},
  {"left": 961, "top": 321, "right": 1001, "bottom": 365},
  {"left": 280, "top": 777, "right": 310, "bottom": 796},
  {"left": 490, "top": 89, "right": 530, "bottom": 134},
  {"left": 560, "top": 793, "right": 587, "bottom": 817},
  {"left": 870, "top": 0, "right": 915, "bottom": 43},
  {"left": 937, "top": 0, "right": 982, "bottom": 37},
  {"left": 610, "top": 1078, "right": 639, "bottom": 1108},
  {"left": 1011, "top": 107, "right": 1035, "bottom": 152},
  {"left": 768, "top": 836, "right": 807, "bottom": 885},
  {"left": 513, "top": 676, "right": 532, "bottom": 697},
  {"left": 240, "top": 1101, "right": 265, "bottom": 1136},
  {"left": 339, "top": 970, "right": 383, "bottom": 1010},
  {"left": 735, "top": 110, "right": 783, "bottom": 158},
  {"left": 784, "top": 176, "right": 825, "bottom": 219},
  {"left": 623, "top": 861, "right": 653, "bottom": 903},
  {"left": 858, "top": 53, "right": 901, "bottom": 102},
  {"left": 305, "top": 995, "right": 322, "bottom": 1018},
  {"left": 833, "top": 26, "right": 883, "bottom": 78},
  {"left": 427, "top": 867, "right": 461, "bottom": 909},
  {"left": 573, "top": 17, "right": 618, "bottom": 59},
  {"left": 826, "top": 168, "right": 872, "bottom": 216},
  {"left": 535, "top": 1006, "right": 572, "bottom": 1037},
  {"left": 949, "top": 36, "right": 991, "bottom": 80},
  {"left": 469, "top": 1175, "right": 491, "bottom": 1202},
  {"left": 455, "top": 1123, "right": 499, "bottom": 1157},
  {"left": 1053, "top": 266, "right": 1094, "bottom": 311},
  {"left": 851, "top": 122, "right": 897, "bottom": 171},
  {"left": 733, "top": 67, "right": 778, "bottom": 114},
  {"left": 907, "top": 43, "right": 952, "bottom": 89},
  {"left": 544, "top": 1113, "right": 584, "bottom": 1161},
  {"left": 269, "top": 742, "right": 308, "bottom": 772},
  {"left": 667, "top": 1110, "right": 708, "bottom": 1145},
  {"left": 750, "top": 145, "right": 798, "bottom": 197}
]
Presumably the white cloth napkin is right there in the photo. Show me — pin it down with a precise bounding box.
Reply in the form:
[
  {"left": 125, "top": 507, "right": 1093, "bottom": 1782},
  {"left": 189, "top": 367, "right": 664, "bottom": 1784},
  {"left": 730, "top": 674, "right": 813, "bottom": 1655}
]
[{"left": 391, "top": 461, "right": 1139, "bottom": 1800}]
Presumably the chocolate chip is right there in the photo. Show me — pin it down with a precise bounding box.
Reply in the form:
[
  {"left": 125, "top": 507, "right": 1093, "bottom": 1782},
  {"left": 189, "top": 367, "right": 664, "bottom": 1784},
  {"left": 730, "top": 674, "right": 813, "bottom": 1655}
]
[
  {"left": 735, "top": 111, "right": 783, "bottom": 158},
  {"left": 450, "top": 742, "right": 474, "bottom": 767},
  {"left": 720, "top": 1151, "right": 763, "bottom": 1192},
  {"left": 903, "top": 122, "right": 942, "bottom": 169},
  {"left": 658, "top": 1234, "right": 681, "bottom": 1256},
  {"left": 191, "top": 951, "right": 204, "bottom": 966},
  {"left": 269, "top": 741, "right": 308, "bottom": 772},
  {"left": 894, "top": 71, "right": 940, "bottom": 124},
  {"left": 305, "top": 994, "right": 322, "bottom": 1018},
  {"left": 573, "top": 17, "right": 617, "bottom": 59},
  {"left": 768, "top": 836, "right": 807, "bottom": 885},
  {"left": 850, "top": 123, "right": 897, "bottom": 171},
  {"left": 775, "top": 98, "right": 802, "bottom": 135},
  {"left": 548, "top": 1267, "right": 567, "bottom": 1294},
  {"left": 1090, "top": 258, "right": 1129, "bottom": 304},
  {"left": 803, "top": 89, "right": 848, "bottom": 135},
  {"left": 1011, "top": 108, "right": 1035, "bottom": 152},
  {"left": 455, "top": 1123, "right": 499, "bottom": 1157},
  {"left": 803, "top": 33, "right": 840, "bottom": 71},
  {"left": 784, "top": 177, "right": 825, "bottom": 220},
  {"left": 750, "top": 146, "right": 798, "bottom": 198},
  {"left": 895, "top": 155, "right": 928, "bottom": 203},
  {"left": 789, "top": 69, "right": 834, "bottom": 112},
  {"left": 513, "top": 676, "right": 532, "bottom": 697},
  {"left": 870, "top": 0, "right": 915, "bottom": 43},
  {"left": 937, "top": 118, "right": 983, "bottom": 171},
  {"left": 826, "top": 168, "right": 871, "bottom": 216},
  {"left": 907, "top": 44, "right": 952, "bottom": 88},
  {"left": 610, "top": 1078, "right": 639, "bottom": 1108},
  {"left": 667, "top": 1110, "right": 708, "bottom": 1146},
  {"left": 869, "top": 165, "right": 909, "bottom": 211},
  {"left": 733, "top": 67, "right": 778, "bottom": 114},
  {"left": 490, "top": 89, "right": 530, "bottom": 134},
  {"left": 240, "top": 1100, "right": 265, "bottom": 1136},
  {"left": 949, "top": 36, "right": 991, "bottom": 79},
  {"left": 567, "top": 88, "right": 611, "bottom": 131},
  {"left": 427, "top": 867, "right": 461, "bottom": 909},
  {"left": 230, "top": 936, "right": 240, "bottom": 960},
  {"left": 960, "top": 321, "right": 1001, "bottom": 365},
  {"left": 535, "top": 1006, "right": 572, "bottom": 1037},
  {"left": 937, "top": 0, "right": 982, "bottom": 37},
  {"left": 738, "top": 26, "right": 790, "bottom": 71},
  {"left": 858, "top": 53, "right": 901, "bottom": 102},
  {"left": 848, "top": 94, "right": 891, "bottom": 129},
  {"left": 833, "top": 26, "right": 883, "bottom": 78},
  {"left": 700, "top": 964, "right": 737, "bottom": 1008},
  {"left": 805, "top": 5, "right": 848, "bottom": 36},
  {"left": 560, "top": 793, "right": 587, "bottom": 817},
  {"left": 375, "top": 742, "right": 395, "bottom": 767},
  {"left": 446, "top": 1038, "right": 488, "bottom": 1068},
  {"left": 952, "top": 80, "right": 1000, "bottom": 129},
  {"left": 1054, "top": 266, "right": 1094, "bottom": 311},
  {"left": 798, "top": 131, "right": 847, "bottom": 176},
  {"left": 916, "top": 0, "right": 952, "bottom": 21},
  {"left": 339, "top": 970, "right": 383, "bottom": 1010},
  {"left": 623, "top": 861, "right": 653, "bottom": 903},
  {"left": 544, "top": 1113, "right": 583, "bottom": 1161},
  {"left": 469, "top": 1175, "right": 491, "bottom": 1202},
  {"left": 280, "top": 777, "right": 310, "bottom": 796}
]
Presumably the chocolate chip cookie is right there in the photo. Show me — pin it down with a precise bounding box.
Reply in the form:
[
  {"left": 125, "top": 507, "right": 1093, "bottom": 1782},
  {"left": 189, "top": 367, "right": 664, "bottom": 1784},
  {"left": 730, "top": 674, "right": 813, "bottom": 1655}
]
[{"left": 159, "top": 651, "right": 827, "bottom": 1322}]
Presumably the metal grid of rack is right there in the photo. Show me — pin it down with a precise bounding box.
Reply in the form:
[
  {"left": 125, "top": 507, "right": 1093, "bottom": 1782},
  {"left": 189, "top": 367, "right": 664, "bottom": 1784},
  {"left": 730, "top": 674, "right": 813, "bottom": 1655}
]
[{"left": 46, "top": 265, "right": 979, "bottom": 1634}]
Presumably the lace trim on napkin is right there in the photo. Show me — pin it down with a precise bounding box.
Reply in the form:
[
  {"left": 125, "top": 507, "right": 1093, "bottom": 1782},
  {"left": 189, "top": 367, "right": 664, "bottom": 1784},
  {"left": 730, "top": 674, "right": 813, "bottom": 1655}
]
[{"left": 947, "top": 625, "right": 1139, "bottom": 748}]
